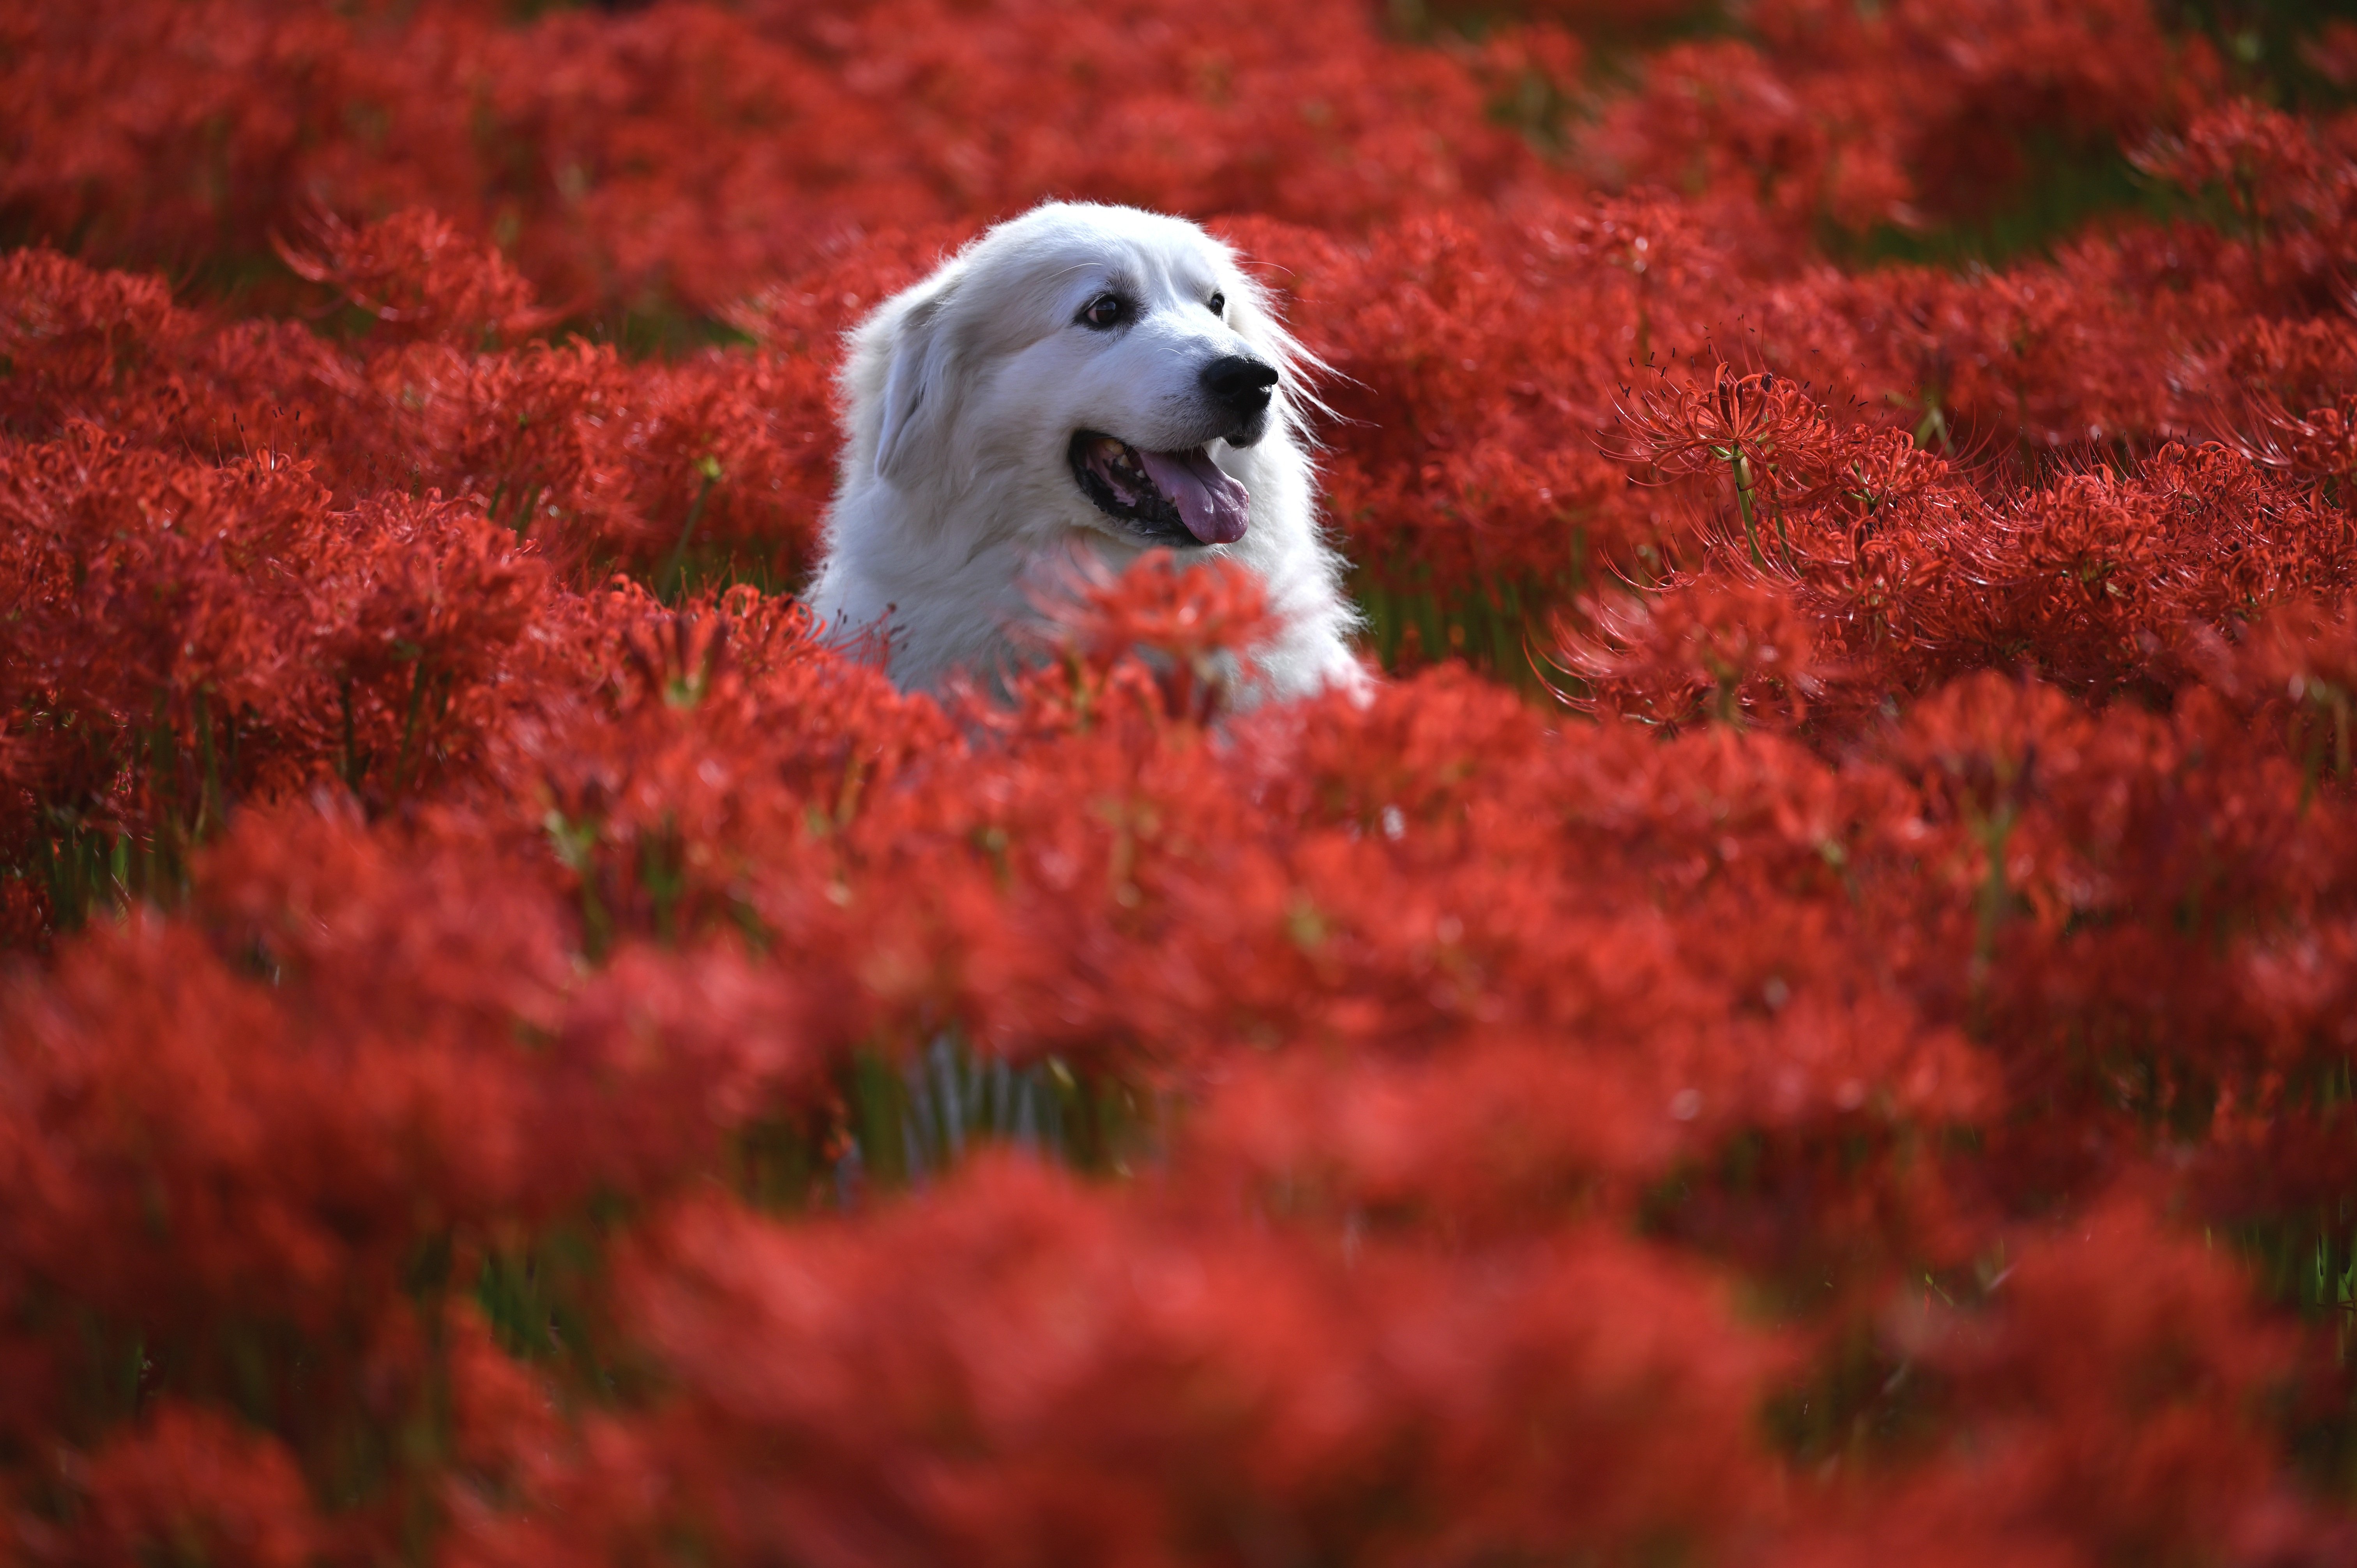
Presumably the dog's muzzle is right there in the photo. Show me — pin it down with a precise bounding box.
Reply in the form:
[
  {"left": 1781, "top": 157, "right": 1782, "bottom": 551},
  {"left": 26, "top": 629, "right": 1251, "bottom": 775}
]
[{"left": 1065, "top": 355, "right": 1278, "bottom": 547}]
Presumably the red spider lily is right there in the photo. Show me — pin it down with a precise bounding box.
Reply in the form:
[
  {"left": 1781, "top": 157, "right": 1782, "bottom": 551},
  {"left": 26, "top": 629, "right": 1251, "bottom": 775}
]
[
  {"left": 983, "top": 548, "right": 1284, "bottom": 732},
  {"left": 1871, "top": 1192, "right": 2315, "bottom": 1564},
  {"left": 273, "top": 208, "right": 567, "bottom": 346},
  {"left": 7, "top": 0, "right": 2357, "bottom": 1560},
  {"left": 1610, "top": 365, "right": 1841, "bottom": 570},
  {"left": 581, "top": 1161, "right": 1784, "bottom": 1568},
  {"left": 2195, "top": 594, "right": 2357, "bottom": 787},
  {"left": 1544, "top": 573, "right": 1829, "bottom": 730},
  {"left": 62, "top": 1404, "right": 323, "bottom": 1568}
]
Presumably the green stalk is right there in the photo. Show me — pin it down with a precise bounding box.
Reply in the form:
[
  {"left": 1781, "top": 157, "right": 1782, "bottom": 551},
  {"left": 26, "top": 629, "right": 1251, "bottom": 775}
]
[
  {"left": 1729, "top": 449, "right": 1766, "bottom": 570},
  {"left": 340, "top": 676, "right": 361, "bottom": 790},
  {"left": 393, "top": 657, "right": 430, "bottom": 796},
  {"left": 194, "top": 689, "right": 223, "bottom": 840},
  {"left": 660, "top": 454, "right": 725, "bottom": 599},
  {"left": 1968, "top": 800, "right": 2019, "bottom": 1037},
  {"left": 2337, "top": 689, "right": 2350, "bottom": 783}
]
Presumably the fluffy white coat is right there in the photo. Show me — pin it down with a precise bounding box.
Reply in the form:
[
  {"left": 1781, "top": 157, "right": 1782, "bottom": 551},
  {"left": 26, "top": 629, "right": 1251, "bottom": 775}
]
[{"left": 806, "top": 201, "right": 1364, "bottom": 702}]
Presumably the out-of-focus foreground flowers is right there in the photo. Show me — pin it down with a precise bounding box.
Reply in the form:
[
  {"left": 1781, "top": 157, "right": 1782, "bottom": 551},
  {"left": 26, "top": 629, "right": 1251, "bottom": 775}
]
[{"left": 9, "top": 0, "right": 2357, "bottom": 1562}]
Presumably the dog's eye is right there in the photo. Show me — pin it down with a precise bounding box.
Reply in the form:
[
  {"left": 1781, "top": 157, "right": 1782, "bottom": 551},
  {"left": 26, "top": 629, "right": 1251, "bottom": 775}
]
[
  {"left": 1207, "top": 291, "right": 1226, "bottom": 316},
  {"left": 1078, "top": 293, "right": 1126, "bottom": 330}
]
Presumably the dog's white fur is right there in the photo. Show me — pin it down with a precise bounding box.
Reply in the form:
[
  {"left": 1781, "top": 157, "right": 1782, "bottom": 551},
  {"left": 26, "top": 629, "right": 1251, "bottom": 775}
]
[{"left": 806, "top": 201, "right": 1364, "bottom": 703}]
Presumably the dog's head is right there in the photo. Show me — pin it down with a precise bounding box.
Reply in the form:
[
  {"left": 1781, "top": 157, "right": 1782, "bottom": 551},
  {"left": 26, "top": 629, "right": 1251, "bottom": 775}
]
[{"left": 845, "top": 202, "right": 1309, "bottom": 551}]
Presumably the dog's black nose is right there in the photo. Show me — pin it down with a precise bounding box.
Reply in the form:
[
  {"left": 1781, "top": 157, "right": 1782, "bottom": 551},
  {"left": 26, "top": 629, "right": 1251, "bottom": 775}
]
[{"left": 1202, "top": 354, "right": 1279, "bottom": 419}]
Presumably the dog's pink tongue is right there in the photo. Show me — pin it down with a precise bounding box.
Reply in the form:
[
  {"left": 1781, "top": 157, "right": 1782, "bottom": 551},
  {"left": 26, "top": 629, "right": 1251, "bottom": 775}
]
[{"left": 1138, "top": 447, "right": 1250, "bottom": 545}]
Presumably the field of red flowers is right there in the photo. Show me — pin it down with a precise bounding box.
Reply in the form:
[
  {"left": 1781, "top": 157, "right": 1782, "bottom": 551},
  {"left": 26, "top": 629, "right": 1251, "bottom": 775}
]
[{"left": 9, "top": 0, "right": 2357, "bottom": 1561}]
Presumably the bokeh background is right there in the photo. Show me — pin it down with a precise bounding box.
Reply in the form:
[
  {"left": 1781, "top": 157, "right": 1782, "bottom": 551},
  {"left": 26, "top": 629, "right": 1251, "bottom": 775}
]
[{"left": 10, "top": 1, "right": 2357, "bottom": 1564}]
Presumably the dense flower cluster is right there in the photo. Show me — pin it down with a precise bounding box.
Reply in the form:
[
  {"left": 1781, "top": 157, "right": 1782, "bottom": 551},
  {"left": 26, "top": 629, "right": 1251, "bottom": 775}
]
[{"left": 8, "top": 0, "right": 2357, "bottom": 1562}]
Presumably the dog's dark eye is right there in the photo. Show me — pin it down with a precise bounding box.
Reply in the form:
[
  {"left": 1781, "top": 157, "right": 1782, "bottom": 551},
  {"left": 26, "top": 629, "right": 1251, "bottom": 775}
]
[
  {"left": 1207, "top": 291, "right": 1226, "bottom": 316},
  {"left": 1078, "top": 293, "right": 1126, "bottom": 330}
]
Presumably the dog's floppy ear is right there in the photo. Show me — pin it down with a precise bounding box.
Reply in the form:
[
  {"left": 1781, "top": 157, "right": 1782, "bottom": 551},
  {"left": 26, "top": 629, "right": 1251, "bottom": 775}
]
[{"left": 871, "top": 286, "right": 959, "bottom": 485}]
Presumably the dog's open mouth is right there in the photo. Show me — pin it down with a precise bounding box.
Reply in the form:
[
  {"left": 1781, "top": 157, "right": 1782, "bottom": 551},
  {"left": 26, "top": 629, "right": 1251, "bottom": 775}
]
[{"left": 1069, "top": 432, "right": 1249, "bottom": 546}]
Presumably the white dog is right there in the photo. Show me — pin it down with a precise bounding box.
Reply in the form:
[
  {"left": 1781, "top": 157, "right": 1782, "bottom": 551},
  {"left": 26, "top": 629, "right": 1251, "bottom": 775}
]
[{"left": 805, "top": 201, "right": 1365, "bottom": 704}]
